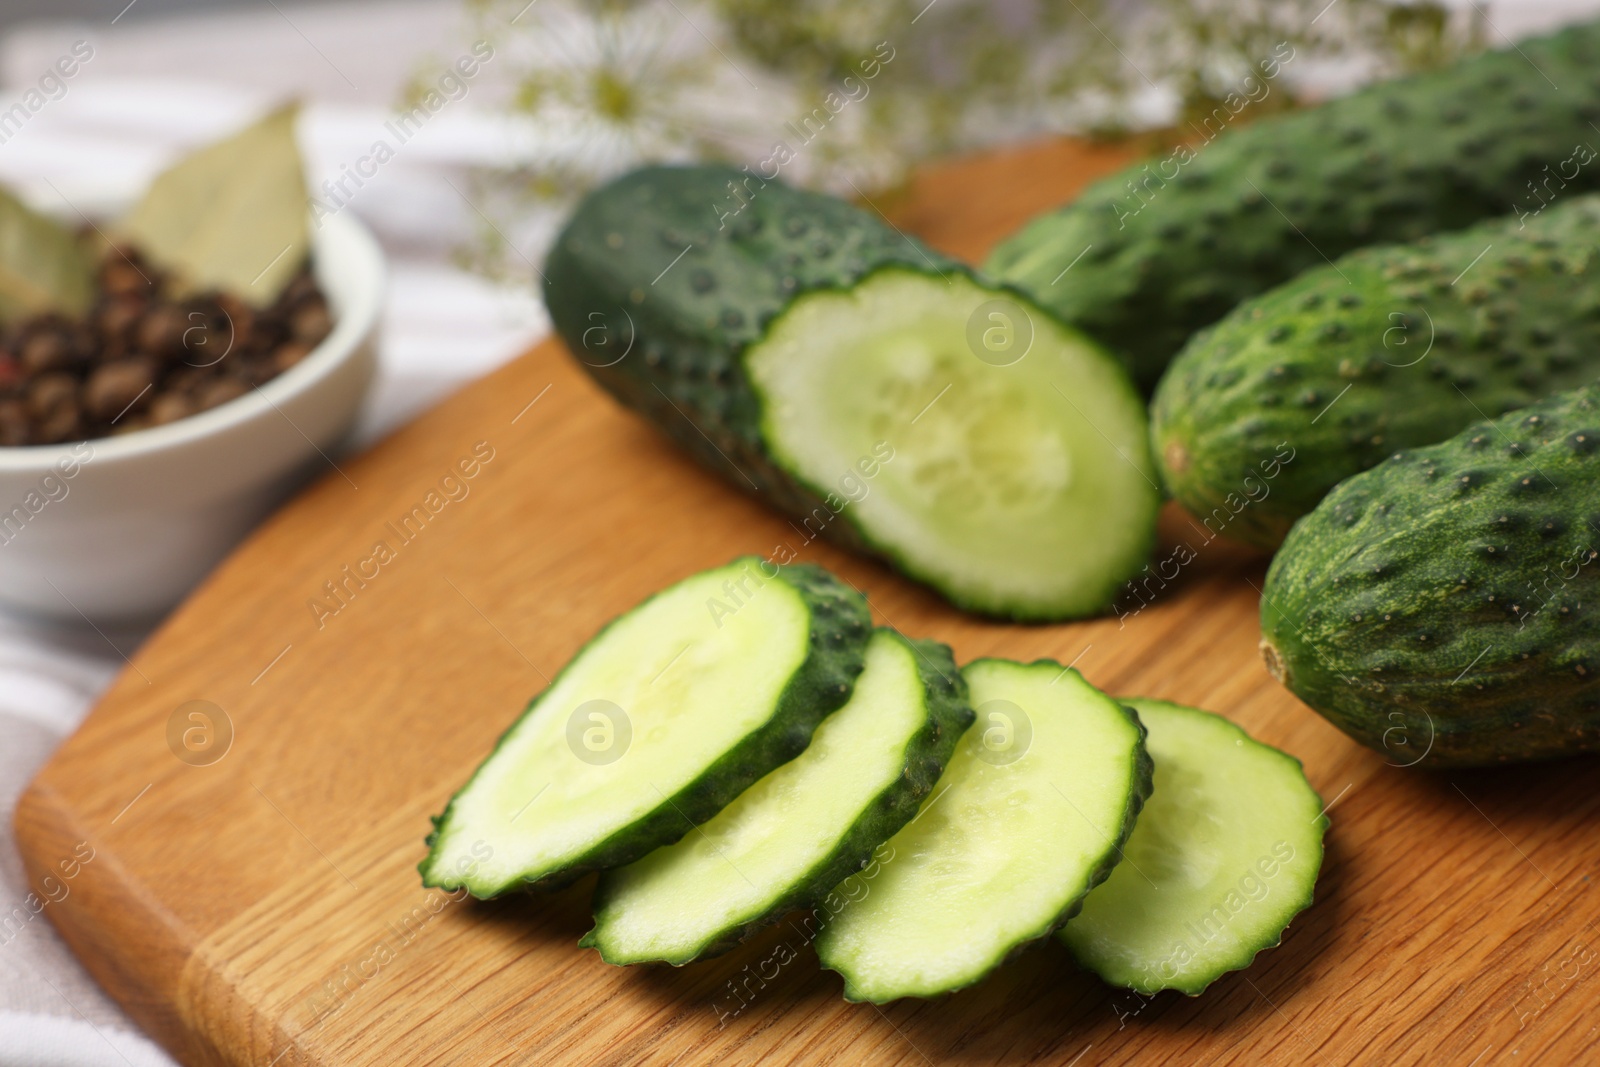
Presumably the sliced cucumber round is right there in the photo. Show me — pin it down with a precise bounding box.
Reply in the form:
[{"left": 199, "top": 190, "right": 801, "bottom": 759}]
[
  {"left": 745, "top": 269, "right": 1159, "bottom": 620},
  {"left": 1060, "top": 698, "right": 1327, "bottom": 995},
  {"left": 581, "top": 629, "right": 973, "bottom": 965},
  {"left": 814, "top": 658, "right": 1152, "bottom": 1002},
  {"left": 420, "top": 558, "right": 870, "bottom": 895}
]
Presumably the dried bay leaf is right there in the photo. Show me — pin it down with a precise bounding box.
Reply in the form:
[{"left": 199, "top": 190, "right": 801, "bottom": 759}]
[
  {"left": 0, "top": 186, "right": 94, "bottom": 324},
  {"left": 119, "top": 103, "right": 310, "bottom": 306}
]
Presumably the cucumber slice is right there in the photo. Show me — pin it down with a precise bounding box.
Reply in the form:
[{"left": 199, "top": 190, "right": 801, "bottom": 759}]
[
  {"left": 814, "top": 659, "right": 1151, "bottom": 1002},
  {"left": 420, "top": 558, "right": 870, "bottom": 895},
  {"left": 582, "top": 629, "right": 973, "bottom": 964},
  {"left": 1060, "top": 698, "right": 1327, "bottom": 995},
  {"left": 745, "top": 268, "right": 1159, "bottom": 620}
]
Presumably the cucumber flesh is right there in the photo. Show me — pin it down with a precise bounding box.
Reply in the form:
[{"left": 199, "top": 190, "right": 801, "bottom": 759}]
[
  {"left": 420, "top": 558, "right": 869, "bottom": 895},
  {"left": 745, "top": 269, "right": 1160, "bottom": 621},
  {"left": 814, "top": 658, "right": 1151, "bottom": 1002},
  {"left": 582, "top": 629, "right": 972, "bottom": 965},
  {"left": 1060, "top": 698, "right": 1327, "bottom": 995}
]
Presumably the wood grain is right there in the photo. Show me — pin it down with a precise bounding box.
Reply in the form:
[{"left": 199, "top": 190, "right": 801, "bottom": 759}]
[{"left": 15, "top": 139, "right": 1600, "bottom": 1067}]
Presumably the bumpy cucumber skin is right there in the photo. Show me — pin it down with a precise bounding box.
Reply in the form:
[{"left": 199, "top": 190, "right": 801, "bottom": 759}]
[
  {"left": 543, "top": 164, "right": 1147, "bottom": 622},
  {"left": 986, "top": 21, "right": 1600, "bottom": 392},
  {"left": 1063, "top": 697, "right": 1327, "bottom": 996},
  {"left": 1154, "top": 197, "right": 1600, "bottom": 548},
  {"left": 826, "top": 660, "right": 1153, "bottom": 1003},
  {"left": 581, "top": 631, "right": 975, "bottom": 964},
  {"left": 1261, "top": 385, "right": 1600, "bottom": 766},
  {"left": 419, "top": 559, "right": 871, "bottom": 894}
]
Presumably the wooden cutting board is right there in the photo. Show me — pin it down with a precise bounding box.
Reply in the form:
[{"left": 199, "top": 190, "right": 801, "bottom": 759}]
[{"left": 16, "top": 139, "right": 1600, "bottom": 1067}]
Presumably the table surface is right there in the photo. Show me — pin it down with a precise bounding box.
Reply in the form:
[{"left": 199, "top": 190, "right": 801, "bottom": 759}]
[{"left": 16, "top": 137, "right": 1600, "bottom": 1067}]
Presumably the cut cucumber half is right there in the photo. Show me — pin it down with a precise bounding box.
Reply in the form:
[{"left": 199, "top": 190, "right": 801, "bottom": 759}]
[
  {"left": 1060, "top": 698, "right": 1327, "bottom": 995},
  {"left": 545, "top": 166, "right": 1159, "bottom": 622},
  {"left": 582, "top": 629, "right": 973, "bottom": 964},
  {"left": 420, "top": 558, "right": 870, "bottom": 895},
  {"left": 746, "top": 269, "right": 1159, "bottom": 620},
  {"left": 814, "top": 658, "right": 1151, "bottom": 1002}
]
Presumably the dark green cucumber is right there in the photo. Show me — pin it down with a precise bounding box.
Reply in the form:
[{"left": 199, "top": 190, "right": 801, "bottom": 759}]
[
  {"left": 1061, "top": 698, "right": 1326, "bottom": 996},
  {"left": 986, "top": 20, "right": 1600, "bottom": 392},
  {"left": 543, "top": 165, "right": 1159, "bottom": 621},
  {"left": 814, "top": 659, "right": 1151, "bottom": 1002},
  {"left": 1155, "top": 195, "right": 1600, "bottom": 548},
  {"left": 581, "top": 629, "right": 972, "bottom": 964},
  {"left": 1261, "top": 384, "right": 1600, "bottom": 766},
  {"left": 420, "top": 557, "right": 869, "bottom": 894}
]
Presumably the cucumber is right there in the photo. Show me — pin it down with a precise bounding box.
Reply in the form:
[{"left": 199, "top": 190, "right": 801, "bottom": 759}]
[
  {"left": 814, "top": 659, "right": 1151, "bottom": 1002},
  {"left": 581, "top": 629, "right": 972, "bottom": 964},
  {"left": 1154, "top": 195, "right": 1600, "bottom": 548},
  {"left": 1261, "top": 383, "right": 1600, "bottom": 766},
  {"left": 1060, "top": 698, "right": 1326, "bottom": 995},
  {"left": 420, "top": 558, "right": 870, "bottom": 894},
  {"left": 986, "top": 20, "right": 1600, "bottom": 392},
  {"left": 543, "top": 165, "right": 1159, "bottom": 621}
]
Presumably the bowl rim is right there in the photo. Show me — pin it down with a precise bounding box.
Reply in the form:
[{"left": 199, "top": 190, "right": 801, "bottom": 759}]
[{"left": 0, "top": 211, "right": 385, "bottom": 472}]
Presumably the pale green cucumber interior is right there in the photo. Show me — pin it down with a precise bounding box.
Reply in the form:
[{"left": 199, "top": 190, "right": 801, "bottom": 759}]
[
  {"left": 587, "top": 630, "right": 929, "bottom": 963},
  {"left": 744, "top": 269, "right": 1158, "bottom": 618},
  {"left": 425, "top": 560, "right": 810, "bottom": 894},
  {"left": 1060, "top": 698, "right": 1325, "bottom": 995},
  {"left": 815, "top": 659, "right": 1143, "bottom": 1001}
]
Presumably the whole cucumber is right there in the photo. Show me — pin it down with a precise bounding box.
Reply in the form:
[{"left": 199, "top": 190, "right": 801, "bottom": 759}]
[
  {"left": 1154, "top": 195, "right": 1600, "bottom": 549},
  {"left": 1260, "top": 383, "right": 1600, "bottom": 766},
  {"left": 986, "top": 21, "right": 1600, "bottom": 392}
]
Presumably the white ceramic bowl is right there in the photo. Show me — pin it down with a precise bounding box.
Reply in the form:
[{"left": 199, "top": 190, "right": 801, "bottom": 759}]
[{"left": 0, "top": 213, "right": 383, "bottom": 623}]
